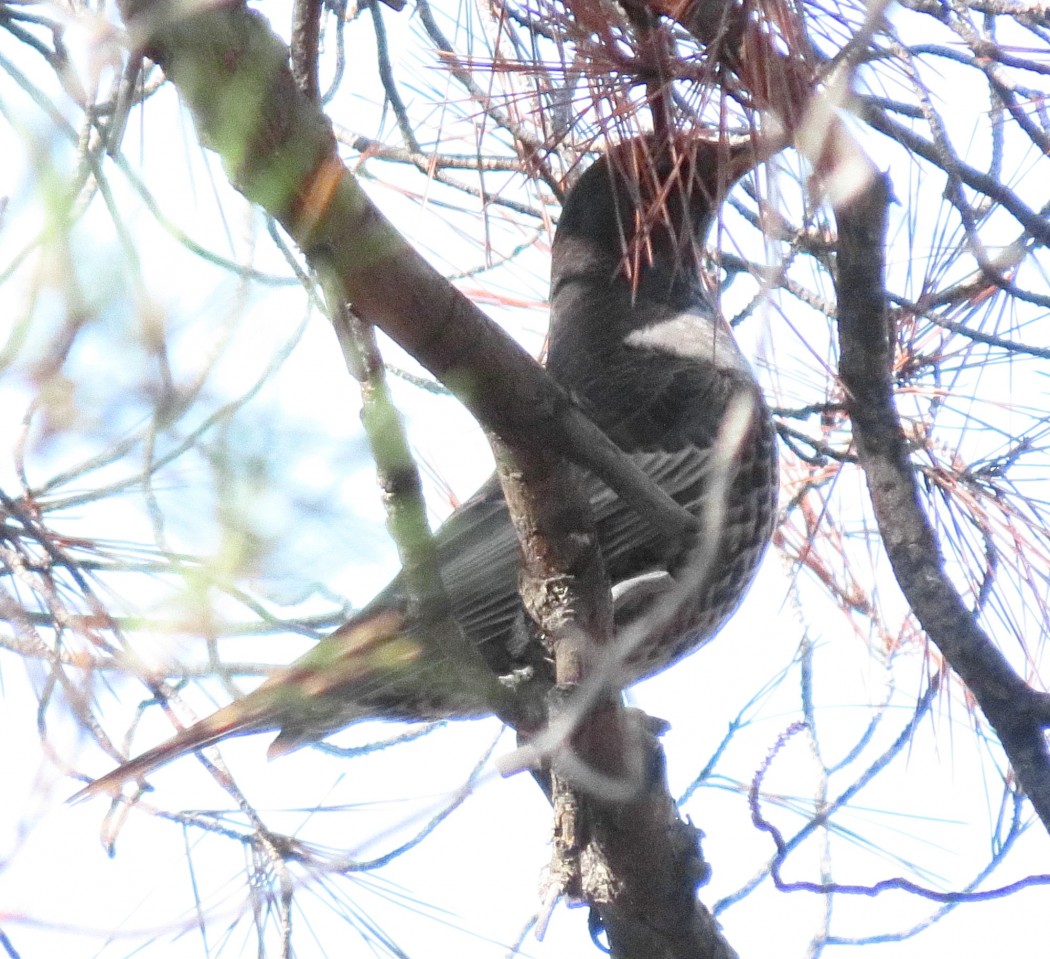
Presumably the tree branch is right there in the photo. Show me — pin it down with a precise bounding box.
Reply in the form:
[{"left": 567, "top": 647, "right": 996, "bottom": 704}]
[
  {"left": 491, "top": 433, "right": 739, "bottom": 959},
  {"left": 116, "top": 0, "right": 697, "bottom": 543},
  {"left": 833, "top": 173, "right": 1050, "bottom": 835},
  {"left": 324, "top": 283, "right": 527, "bottom": 727}
]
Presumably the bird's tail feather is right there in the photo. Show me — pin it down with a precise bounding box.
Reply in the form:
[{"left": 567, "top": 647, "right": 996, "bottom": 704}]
[
  {"left": 69, "top": 606, "right": 429, "bottom": 803},
  {"left": 68, "top": 696, "right": 273, "bottom": 804}
]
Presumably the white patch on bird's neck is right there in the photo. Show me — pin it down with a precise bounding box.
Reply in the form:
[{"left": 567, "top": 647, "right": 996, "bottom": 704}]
[{"left": 624, "top": 311, "right": 751, "bottom": 375}]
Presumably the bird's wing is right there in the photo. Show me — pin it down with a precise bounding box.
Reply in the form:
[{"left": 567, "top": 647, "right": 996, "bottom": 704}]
[
  {"left": 431, "top": 444, "right": 717, "bottom": 660},
  {"left": 432, "top": 477, "right": 525, "bottom": 643},
  {"left": 586, "top": 446, "right": 710, "bottom": 579}
]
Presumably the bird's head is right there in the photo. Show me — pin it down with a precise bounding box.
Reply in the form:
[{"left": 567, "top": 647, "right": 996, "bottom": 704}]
[{"left": 550, "top": 134, "right": 760, "bottom": 324}]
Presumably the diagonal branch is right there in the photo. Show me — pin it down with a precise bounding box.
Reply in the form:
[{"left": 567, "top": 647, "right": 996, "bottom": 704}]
[
  {"left": 833, "top": 173, "right": 1050, "bottom": 834},
  {"left": 115, "top": 0, "right": 697, "bottom": 542}
]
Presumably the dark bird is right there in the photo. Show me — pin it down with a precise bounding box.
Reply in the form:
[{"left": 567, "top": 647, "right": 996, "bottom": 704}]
[{"left": 73, "top": 135, "right": 778, "bottom": 801}]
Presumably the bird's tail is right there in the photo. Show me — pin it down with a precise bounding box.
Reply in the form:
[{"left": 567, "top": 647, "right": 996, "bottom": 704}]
[
  {"left": 68, "top": 693, "right": 278, "bottom": 804},
  {"left": 69, "top": 605, "right": 431, "bottom": 803}
]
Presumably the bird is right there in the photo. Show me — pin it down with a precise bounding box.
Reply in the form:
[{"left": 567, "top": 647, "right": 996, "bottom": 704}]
[{"left": 72, "top": 134, "right": 778, "bottom": 801}]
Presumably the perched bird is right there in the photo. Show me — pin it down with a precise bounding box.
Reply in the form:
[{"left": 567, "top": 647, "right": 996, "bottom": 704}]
[{"left": 74, "top": 135, "right": 778, "bottom": 801}]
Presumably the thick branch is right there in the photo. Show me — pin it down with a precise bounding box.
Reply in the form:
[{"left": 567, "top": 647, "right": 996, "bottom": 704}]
[
  {"left": 585, "top": 731, "right": 739, "bottom": 959},
  {"left": 833, "top": 174, "right": 1050, "bottom": 834},
  {"left": 491, "top": 432, "right": 738, "bottom": 959},
  {"left": 116, "top": 0, "right": 696, "bottom": 543}
]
